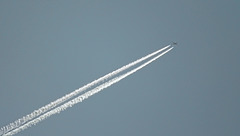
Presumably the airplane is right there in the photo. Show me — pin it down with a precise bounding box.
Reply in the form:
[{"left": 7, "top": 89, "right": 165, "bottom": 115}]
[{"left": 172, "top": 42, "right": 177, "bottom": 45}]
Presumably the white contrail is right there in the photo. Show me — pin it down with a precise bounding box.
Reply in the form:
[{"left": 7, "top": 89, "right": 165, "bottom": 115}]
[
  {"left": 3, "top": 47, "right": 173, "bottom": 136},
  {"left": 0, "top": 45, "right": 170, "bottom": 135}
]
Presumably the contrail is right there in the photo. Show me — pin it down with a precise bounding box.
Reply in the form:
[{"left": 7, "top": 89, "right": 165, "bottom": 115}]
[
  {"left": 0, "top": 45, "right": 171, "bottom": 135},
  {"left": 3, "top": 47, "right": 173, "bottom": 136}
]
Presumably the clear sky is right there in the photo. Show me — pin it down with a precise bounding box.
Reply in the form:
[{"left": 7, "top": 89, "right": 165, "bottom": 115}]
[{"left": 0, "top": 1, "right": 239, "bottom": 136}]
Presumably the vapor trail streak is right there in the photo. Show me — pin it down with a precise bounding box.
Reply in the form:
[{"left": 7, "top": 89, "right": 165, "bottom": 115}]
[
  {"left": 0, "top": 45, "right": 171, "bottom": 135},
  {"left": 3, "top": 47, "right": 173, "bottom": 136}
]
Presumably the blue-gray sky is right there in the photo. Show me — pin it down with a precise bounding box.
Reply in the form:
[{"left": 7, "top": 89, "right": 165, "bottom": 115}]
[{"left": 0, "top": 1, "right": 239, "bottom": 136}]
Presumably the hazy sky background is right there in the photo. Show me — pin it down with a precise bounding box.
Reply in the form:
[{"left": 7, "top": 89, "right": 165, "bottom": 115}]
[{"left": 0, "top": 1, "right": 239, "bottom": 136}]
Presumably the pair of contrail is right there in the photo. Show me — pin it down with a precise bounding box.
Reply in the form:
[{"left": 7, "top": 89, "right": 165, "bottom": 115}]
[
  {"left": 0, "top": 45, "right": 173, "bottom": 136},
  {"left": 0, "top": 45, "right": 170, "bottom": 135}
]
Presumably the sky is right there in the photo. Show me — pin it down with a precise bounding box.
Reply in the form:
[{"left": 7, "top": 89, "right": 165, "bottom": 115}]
[{"left": 0, "top": 1, "right": 240, "bottom": 136}]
